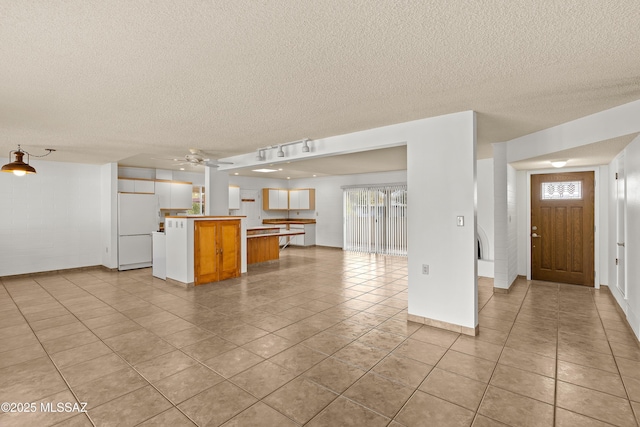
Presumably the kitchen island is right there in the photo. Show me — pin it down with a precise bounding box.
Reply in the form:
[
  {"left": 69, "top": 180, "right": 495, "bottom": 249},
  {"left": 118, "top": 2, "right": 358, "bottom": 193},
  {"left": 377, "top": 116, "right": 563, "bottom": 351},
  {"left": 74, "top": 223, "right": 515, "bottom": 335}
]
[
  {"left": 164, "top": 216, "right": 247, "bottom": 286},
  {"left": 262, "top": 219, "right": 316, "bottom": 246},
  {"left": 247, "top": 226, "right": 305, "bottom": 264}
]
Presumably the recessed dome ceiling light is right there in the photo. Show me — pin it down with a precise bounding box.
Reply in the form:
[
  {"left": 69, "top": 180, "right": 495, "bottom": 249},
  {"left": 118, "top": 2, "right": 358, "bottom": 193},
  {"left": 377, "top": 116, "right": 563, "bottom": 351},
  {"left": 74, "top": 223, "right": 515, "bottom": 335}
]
[{"left": 551, "top": 160, "right": 567, "bottom": 168}]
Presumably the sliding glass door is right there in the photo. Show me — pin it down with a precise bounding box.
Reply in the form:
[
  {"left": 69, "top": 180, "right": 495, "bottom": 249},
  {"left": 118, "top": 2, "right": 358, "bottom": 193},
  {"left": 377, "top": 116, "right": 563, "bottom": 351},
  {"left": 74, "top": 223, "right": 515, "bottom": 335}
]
[{"left": 343, "top": 184, "right": 407, "bottom": 255}]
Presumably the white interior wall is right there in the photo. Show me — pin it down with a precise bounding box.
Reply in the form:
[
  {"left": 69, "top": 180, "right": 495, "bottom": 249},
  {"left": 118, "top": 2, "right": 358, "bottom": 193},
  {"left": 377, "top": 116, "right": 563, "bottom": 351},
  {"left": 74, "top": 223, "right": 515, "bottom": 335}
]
[
  {"left": 290, "top": 170, "right": 407, "bottom": 248},
  {"left": 493, "top": 143, "right": 510, "bottom": 289},
  {"left": 625, "top": 138, "right": 640, "bottom": 337},
  {"left": 101, "top": 163, "right": 118, "bottom": 269},
  {"left": 599, "top": 166, "right": 610, "bottom": 286},
  {"left": 609, "top": 136, "right": 640, "bottom": 337},
  {"left": 205, "top": 167, "right": 229, "bottom": 215},
  {"left": 477, "top": 159, "right": 494, "bottom": 277},
  {"left": 407, "top": 112, "right": 477, "bottom": 330},
  {"left": 507, "top": 164, "right": 518, "bottom": 285},
  {"left": 0, "top": 159, "right": 103, "bottom": 276},
  {"left": 516, "top": 170, "right": 528, "bottom": 275}
]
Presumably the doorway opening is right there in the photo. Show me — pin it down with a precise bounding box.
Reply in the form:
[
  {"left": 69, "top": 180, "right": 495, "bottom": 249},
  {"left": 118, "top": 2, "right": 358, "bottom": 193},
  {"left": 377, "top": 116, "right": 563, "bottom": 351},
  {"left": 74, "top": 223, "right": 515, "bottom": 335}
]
[{"left": 530, "top": 171, "right": 595, "bottom": 286}]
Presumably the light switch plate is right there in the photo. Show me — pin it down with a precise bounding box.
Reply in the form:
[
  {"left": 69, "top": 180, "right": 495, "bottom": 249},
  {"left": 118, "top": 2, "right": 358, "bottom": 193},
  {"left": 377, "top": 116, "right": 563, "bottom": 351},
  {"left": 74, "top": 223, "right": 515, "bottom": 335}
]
[{"left": 457, "top": 216, "right": 464, "bottom": 226}]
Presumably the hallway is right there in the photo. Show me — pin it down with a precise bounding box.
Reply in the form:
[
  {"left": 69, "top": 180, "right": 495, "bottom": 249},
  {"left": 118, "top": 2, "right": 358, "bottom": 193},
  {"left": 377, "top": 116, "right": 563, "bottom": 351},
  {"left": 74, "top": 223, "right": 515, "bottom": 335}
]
[{"left": 1, "top": 247, "right": 639, "bottom": 426}]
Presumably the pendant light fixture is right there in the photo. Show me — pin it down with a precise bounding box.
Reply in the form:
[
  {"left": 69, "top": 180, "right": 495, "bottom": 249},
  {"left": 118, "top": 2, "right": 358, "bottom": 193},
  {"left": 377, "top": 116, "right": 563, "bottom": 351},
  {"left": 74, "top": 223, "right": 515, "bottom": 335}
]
[{"left": 1, "top": 145, "right": 55, "bottom": 176}]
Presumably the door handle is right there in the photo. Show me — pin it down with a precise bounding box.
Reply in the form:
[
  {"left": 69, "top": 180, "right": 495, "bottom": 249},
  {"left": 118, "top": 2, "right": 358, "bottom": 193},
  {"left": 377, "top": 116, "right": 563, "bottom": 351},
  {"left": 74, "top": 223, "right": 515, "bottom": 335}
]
[
  {"left": 617, "top": 242, "right": 625, "bottom": 247},
  {"left": 532, "top": 233, "right": 541, "bottom": 238}
]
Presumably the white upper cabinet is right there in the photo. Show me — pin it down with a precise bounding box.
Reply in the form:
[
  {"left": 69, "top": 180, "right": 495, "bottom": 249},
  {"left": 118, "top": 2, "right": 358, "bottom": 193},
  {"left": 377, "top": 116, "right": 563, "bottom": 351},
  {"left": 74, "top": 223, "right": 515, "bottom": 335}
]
[
  {"left": 278, "top": 189, "right": 289, "bottom": 209},
  {"left": 118, "top": 179, "right": 155, "bottom": 194},
  {"left": 135, "top": 180, "right": 155, "bottom": 194},
  {"left": 293, "top": 189, "right": 312, "bottom": 210},
  {"left": 170, "top": 182, "right": 192, "bottom": 210},
  {"left": 263, "top": 188, "right": 289, "bottom": 210},
  {"left": 289, "top": 189, "right": 300, "bottom": 210},
  {"left": 262, "top": 188, "right": 315, "bottom": 210},
  {"left": 229, "top": 186, "right": 240, "bottom": 210},
  {"left": 155, "top": 182, "right": 171, "bottom": 208},
  {"left": 289, "top": 189, "right": 314, "bottom": 210},
  {"left": 156, "top": 181, "right": 192, "bottom": 209}
]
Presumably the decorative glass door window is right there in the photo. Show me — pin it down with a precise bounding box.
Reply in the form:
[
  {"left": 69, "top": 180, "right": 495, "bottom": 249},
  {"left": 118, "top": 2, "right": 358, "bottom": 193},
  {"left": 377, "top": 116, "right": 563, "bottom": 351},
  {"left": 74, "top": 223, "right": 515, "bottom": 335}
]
[{"left": 541, "top": 181, "right": 582, "bottom": 200}]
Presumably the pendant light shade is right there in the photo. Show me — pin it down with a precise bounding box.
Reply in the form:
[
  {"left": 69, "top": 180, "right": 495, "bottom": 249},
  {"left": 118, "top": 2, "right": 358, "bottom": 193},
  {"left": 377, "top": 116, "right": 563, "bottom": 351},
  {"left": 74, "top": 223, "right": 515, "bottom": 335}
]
[
  {"left": 2, "top": 148, "right": 36, "bottom": 176},
  {"left": 1, "top": 145, "right": 55, "bottom": 176}
]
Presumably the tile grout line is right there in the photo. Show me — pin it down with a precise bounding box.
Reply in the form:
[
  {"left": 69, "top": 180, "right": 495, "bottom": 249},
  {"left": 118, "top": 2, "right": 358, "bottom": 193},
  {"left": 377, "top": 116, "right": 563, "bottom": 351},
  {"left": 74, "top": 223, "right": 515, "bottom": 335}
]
[
  {"left": 0, "top": 277, "right": 98, "bottom": 427},
  {"left": 469, "top": 278, "right": 533, "bottom": 427}
]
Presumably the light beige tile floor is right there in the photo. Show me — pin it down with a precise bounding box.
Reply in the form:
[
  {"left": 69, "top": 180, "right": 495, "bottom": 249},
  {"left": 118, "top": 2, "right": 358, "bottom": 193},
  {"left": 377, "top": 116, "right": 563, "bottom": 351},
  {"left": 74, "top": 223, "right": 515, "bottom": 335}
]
[{"left": 1, "top": 247, "right": 639, "bottom": 426}]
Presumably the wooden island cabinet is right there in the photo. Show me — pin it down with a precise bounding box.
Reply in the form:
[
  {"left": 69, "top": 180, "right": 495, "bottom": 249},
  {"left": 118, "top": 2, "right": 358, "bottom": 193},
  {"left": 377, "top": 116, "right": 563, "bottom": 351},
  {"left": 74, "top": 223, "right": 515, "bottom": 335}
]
[
  {"left": 165, "top": 216, "right": 247, "bottom": 286},
  {"left": 194, "top": 219, "right": 241, "bottom": 285}
]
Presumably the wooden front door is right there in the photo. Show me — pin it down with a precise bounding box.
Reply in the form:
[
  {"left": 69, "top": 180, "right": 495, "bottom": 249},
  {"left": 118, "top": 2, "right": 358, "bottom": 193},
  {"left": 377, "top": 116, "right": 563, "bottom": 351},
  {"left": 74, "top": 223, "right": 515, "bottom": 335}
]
[
  {"left": 194, "top": 221, "right": 219, "bottom": 285},
  {"left": 218, "top": 220, "right": 241, "bottom": 281},
  {"left": 531, "top": 171, "right": 595, "bottom": 286}
]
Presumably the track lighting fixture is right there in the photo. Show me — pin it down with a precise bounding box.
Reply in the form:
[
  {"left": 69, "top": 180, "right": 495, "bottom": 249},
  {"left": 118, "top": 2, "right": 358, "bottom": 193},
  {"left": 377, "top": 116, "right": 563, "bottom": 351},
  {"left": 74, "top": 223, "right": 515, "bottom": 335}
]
[
  {"left": 1, "top": 145, "right": 55, "bottom": 176},
  {"left": 256, "top": 139, "right": 312, "bottom": 160}
]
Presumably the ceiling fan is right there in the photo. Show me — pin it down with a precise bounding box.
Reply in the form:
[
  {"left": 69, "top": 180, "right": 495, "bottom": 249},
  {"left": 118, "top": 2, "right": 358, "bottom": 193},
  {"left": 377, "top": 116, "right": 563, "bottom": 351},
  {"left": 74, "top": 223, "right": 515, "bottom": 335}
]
[{"left": 156, "top": 149, "right": 233, "bottom": 168}]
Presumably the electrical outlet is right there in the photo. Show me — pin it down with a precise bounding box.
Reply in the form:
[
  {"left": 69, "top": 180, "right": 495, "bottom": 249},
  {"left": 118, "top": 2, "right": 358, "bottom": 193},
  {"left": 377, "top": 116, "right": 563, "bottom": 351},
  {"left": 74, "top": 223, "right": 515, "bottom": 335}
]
[{"left": 422, "top": 264, "right": 429, "bottom": 275}]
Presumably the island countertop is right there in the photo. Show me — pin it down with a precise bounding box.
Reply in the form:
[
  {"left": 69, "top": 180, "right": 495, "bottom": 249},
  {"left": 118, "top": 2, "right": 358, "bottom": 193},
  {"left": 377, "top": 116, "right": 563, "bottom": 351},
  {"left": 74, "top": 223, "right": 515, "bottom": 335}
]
[{"left": 262, "top": 218, "right": 316, "bottom": 225}]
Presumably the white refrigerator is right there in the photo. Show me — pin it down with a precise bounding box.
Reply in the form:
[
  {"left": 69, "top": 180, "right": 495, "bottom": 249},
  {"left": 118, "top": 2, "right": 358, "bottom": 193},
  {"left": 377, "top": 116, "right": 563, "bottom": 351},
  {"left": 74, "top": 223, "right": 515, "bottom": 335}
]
[{"left": 118, "top": 193, "right": 158, "bottom": 271}]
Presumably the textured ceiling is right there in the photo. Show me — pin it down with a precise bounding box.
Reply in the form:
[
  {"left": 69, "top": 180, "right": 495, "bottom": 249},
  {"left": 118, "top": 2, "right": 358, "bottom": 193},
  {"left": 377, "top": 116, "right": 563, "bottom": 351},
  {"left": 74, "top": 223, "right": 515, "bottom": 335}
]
[
  {"left": 1, "top": 1, "right": 640, "bottom": 169},
  {"left": 510, "top": 134, "right": 637, "bottom": 171}
]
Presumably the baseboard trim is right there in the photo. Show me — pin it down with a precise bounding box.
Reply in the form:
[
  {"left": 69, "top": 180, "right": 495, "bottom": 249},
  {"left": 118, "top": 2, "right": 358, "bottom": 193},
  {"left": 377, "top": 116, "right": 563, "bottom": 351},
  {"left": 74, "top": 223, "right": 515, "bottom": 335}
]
[
  {"left": 600, "top": 285, "right": 640, "bottom": 342},
  {"left": 1, "top": 265, "right": 106, "bottom": 280},
  {"left": 408, "top": 313, "right": 479, "bottom": 336},
  {"left": 166, "top": 278, "right": 194, "bottom": 288},
  {"left": 493, "top": 275, "right": 523, "bottom": 294}
]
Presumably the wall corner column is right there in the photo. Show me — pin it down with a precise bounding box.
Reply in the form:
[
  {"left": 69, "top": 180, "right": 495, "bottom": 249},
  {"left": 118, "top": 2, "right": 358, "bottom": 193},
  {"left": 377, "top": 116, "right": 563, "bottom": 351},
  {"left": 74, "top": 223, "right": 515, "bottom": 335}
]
[
  {"left": 205, "top": 166, "right": 230, "bottom": 215},
  {"left": 407, "top": 110, "right": 478, "bottom": 335}
]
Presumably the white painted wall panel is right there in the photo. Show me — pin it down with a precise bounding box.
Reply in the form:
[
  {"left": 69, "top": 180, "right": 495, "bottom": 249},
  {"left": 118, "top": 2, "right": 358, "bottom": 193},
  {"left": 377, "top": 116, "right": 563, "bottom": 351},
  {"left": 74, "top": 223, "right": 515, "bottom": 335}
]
[
  {"left": 623, "top": 136, "right": 640, "bottom": 338},
  {"left": 0, "top": 159, "right": 102, "bottom": 276}
]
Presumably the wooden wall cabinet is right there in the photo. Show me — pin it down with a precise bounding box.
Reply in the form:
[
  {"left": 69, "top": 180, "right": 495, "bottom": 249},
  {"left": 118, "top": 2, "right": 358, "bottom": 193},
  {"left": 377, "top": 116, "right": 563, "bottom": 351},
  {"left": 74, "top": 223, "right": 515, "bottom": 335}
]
[
  {"left": 194, "top": 219, "right": 241, "bottom": 285},
  {"left": 262, "top": 188, "right": 315, "bottom": 210},
  {"left": 262, "top": 188, "right": 289, "bottom": 210}
]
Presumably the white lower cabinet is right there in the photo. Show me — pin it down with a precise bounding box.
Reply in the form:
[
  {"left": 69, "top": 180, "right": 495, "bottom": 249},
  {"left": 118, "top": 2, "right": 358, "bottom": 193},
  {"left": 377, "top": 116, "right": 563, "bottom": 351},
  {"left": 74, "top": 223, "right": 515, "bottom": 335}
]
[{"left": 289, "top": 224, "right": 315, "bottom": 246}]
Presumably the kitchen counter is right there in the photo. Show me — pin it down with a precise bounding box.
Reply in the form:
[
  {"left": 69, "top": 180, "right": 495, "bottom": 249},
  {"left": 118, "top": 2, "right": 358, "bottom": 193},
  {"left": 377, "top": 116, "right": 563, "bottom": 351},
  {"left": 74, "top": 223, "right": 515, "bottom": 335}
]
[
  {"left": 262, "top": 218, "right": 316, "bottom": 224},
  {"left": 166, "top": 215, "right": 246, "bottom": 219}
]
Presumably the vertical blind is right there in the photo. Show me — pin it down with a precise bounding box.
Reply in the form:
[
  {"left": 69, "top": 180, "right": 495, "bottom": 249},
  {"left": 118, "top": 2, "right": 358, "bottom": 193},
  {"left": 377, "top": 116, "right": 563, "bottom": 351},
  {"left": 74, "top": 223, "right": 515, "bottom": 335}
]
[{"left": 343, "top": 184, "right": 407, "bottom": 256}]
